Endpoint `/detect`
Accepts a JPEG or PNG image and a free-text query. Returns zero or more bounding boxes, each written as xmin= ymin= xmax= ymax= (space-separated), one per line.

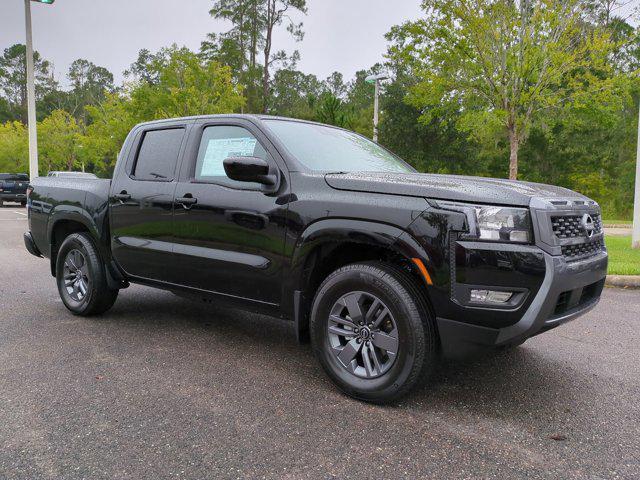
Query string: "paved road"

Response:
xmin=604 ymin=227 xmax=632 ymax=237
xmin=1 ymin=206 xmax=639 ymax=480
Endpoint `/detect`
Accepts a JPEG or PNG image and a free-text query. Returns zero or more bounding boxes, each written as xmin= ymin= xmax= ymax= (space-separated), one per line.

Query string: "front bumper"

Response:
xmin=437 ymin=247 xmax=607 ymax=357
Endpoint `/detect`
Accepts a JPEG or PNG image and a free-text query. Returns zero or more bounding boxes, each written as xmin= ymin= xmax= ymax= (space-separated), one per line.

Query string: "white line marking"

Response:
xmin=12 ymin=211 xmax=27 ymax=216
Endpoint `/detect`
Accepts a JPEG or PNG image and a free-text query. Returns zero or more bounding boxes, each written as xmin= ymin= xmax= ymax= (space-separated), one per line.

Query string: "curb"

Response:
xmin=605 ymin=275 xmax=640 ymax=289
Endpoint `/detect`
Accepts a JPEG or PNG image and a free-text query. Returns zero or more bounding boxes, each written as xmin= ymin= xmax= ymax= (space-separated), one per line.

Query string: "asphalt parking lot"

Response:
xmin=1 ymin=205 xmax=639 ymax=480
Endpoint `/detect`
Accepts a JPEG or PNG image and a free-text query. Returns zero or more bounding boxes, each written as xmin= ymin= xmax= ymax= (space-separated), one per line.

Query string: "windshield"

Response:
xmin=263 ymin=120 xmax=415 ymax=173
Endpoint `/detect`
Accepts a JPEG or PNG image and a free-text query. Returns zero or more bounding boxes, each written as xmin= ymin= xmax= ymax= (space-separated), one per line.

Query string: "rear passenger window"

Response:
xmin=133 ymin=128 xmax=185 ymax=181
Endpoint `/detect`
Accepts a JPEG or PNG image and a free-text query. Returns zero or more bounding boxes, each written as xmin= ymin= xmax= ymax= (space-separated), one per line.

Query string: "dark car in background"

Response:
xmin=0 ymin=173 xmax=29 ymax=207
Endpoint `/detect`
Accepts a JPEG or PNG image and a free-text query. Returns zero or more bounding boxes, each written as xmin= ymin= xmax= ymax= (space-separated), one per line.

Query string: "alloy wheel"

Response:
xmin=327 ymin=291 xmax=399 ymax=378
xmin=63 ymin=249 xmax=90 ymax=302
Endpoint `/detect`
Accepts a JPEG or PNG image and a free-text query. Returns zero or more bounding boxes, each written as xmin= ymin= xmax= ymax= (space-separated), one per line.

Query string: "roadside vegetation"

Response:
xmin=603 ymin=219 xmax=633 ymax=225
xmin=606 ymin=236 xmax=640 ymax=275
xmin=0 ymin=0 xmax=639 ymax=220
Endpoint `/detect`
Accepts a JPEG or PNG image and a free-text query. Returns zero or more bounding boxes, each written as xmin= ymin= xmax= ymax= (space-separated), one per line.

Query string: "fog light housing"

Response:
xmin=470 ymin=289 xmax=513 ymax=304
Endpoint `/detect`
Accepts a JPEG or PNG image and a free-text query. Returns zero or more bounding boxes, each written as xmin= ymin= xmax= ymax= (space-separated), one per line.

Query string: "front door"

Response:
xmin=170 ymin=120 xmax=289 ymax=307
xmin=109 ymin=125 xmax=187 ymax=281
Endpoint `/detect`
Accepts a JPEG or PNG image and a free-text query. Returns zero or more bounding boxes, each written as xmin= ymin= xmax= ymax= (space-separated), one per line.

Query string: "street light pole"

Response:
xmin=373 ymin=79 xmax=380 ymax=143
xmin=365 ymin=73 xmax=389 ymax=144
xmin=633 ymin=100 xmax=640 ymax=249
xmin=23 ymin=0 xmax=54 ymax=179
xmin=24 ymin=0 xmax=39 ymax=179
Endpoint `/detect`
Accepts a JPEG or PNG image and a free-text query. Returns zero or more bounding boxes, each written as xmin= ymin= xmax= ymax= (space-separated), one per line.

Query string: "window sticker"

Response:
xmin=200 ymin=137 xmax=257 ymax=177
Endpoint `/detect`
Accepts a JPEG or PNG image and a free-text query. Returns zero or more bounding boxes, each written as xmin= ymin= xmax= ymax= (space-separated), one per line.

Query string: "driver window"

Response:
xmin=194 ymin=125 xmax=268 ymax=186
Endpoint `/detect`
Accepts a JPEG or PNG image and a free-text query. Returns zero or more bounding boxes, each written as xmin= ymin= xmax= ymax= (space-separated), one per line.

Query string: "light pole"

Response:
xmin=365 ymin=74 xmax=389 ymax=143
xmin=633 ymin=100 xmax=640 ymax=249
xmin=24 ymin=0 xmax=55 ymax=180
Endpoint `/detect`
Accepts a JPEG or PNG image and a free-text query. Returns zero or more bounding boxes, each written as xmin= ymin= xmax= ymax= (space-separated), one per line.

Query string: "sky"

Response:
xmin=0 ymin=0 xmax=423 ymax=88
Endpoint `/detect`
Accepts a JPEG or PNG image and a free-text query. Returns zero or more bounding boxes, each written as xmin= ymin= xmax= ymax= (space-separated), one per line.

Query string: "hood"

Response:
xmin=324 ymin=172 xmax=588 ymax=207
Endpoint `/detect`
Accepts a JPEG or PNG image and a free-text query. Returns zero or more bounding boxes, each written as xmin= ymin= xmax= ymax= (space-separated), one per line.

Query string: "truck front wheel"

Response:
xmin=55 ymin=232 xmax=118 ymax=316
xmin=310 ymin=262 xmax=437 ymax=404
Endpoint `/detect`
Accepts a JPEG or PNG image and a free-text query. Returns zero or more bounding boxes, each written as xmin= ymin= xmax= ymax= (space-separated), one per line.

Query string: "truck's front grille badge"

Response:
xmin=551 ymin=214 xmax=602 ymax=239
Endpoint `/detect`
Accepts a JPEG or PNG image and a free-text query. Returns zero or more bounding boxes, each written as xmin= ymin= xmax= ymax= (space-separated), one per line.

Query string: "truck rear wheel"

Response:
xmin=56 ymin=232 xmax=118 ymax=316
xmin=310 ymin=262 xmax=437 ymax=404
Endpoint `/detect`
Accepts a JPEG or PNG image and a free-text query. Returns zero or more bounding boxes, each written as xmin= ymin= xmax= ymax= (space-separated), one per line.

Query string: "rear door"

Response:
xmin=170 ymin=118 xmax=290 ymax=306
xmin=109 ymin=122 xmax=190 ymax=281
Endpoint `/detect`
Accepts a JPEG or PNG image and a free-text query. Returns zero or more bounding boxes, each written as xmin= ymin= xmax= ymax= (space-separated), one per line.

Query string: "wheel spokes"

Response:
xmin=372 ymin=330 xmax=398 ymax=355
xmin=361 ymin=343 xmax=377 ymax=377
xmin=337 ymin=338 xmax=362 ymax=369
xmin=343 ymin=293 xmax=364 ymax=325
xmin=73 ymin=250 xmax=84 ymax=269
xmin=328 ymin=325 xmax=356 ymax=337
xmin=77 ymin=279 xmax=87 ymax=297
xmin=328 ymin=291 xmax=399 ymax=379
xmin=63 ymin=249 xmax=88 ymax=301
xmin=368 ymin=343 xmax=384 ymax=373
xmin=329 ymin=314 xmax=357 ymax=329
xmin=369 ymin=305 xmax=390 ymax=329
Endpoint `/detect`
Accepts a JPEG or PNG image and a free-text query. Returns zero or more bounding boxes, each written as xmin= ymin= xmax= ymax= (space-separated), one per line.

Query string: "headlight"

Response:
xmin=475 ymin=205 xmax=531 ymax=242
xmin=437 ymin=202 xmax=532 ymax=243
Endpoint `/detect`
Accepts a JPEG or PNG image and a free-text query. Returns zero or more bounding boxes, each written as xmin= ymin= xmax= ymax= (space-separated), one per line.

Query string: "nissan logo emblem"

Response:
xmin=581 ymin=214 xmax=595 ymax=238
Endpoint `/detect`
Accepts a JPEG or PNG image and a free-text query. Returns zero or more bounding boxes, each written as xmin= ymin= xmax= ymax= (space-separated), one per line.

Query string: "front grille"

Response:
xmin=551 ymin=214 xmax=602 ymax=239
xmin=561 ymin=239 xmax=605 ymax=261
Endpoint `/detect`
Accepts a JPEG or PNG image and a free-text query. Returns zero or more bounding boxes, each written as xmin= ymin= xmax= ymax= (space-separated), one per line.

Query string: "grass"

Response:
xmin=606 ymin=236 xmax=640 ymax=276
xmin=603 ymin=219 xmax=632 ymax=226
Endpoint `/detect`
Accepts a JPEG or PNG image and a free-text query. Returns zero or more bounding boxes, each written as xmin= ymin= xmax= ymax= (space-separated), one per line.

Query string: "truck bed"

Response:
xmin=28 ymin=176 xmax=112 ymax=259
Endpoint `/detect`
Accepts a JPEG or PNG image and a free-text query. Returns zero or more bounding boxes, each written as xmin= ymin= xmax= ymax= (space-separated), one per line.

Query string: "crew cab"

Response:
xmin=0 ymin=173 xmax=29 ymax=207
xmin=24 ymin=115 xmax=608 ymax=403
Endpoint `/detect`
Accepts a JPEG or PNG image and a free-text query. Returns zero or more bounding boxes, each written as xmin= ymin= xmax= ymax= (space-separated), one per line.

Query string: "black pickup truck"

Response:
xmin=24 ymin=115 xmax=608 ymax=403
xmin=0 ymin=173 xmax=29 ymax=206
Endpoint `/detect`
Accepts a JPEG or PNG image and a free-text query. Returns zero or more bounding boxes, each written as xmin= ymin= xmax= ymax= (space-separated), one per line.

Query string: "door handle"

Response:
xmin=114 ymin=192 xmax=131 ymax=202
xmin=175 ymin=196 xmax=197 ymax=209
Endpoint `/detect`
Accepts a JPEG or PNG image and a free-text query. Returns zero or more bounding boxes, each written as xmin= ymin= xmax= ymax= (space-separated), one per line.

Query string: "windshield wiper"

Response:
xmin=149 ymin=172 xmax=167 ymax=179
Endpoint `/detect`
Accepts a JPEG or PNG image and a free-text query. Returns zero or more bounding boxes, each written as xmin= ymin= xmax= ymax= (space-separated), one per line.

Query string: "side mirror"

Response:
xmin=223 ymin=156 xmax=277 ymax=186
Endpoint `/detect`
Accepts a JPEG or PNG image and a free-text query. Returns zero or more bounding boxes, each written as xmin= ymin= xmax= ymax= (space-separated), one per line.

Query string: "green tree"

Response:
xmin=0 ymin=44 xmax=56 ymax=123
xmin=38 ymin=110 xmax=83 ymax=174
xmin=315 ymin=92 xmax=353 ymax=128
xmin=0 ymin=97 xmax=12 ymax=123
xmin=66 ymin=59 xmax=114 ymax=123
xmin=84 ymin=93 xmax=136 ymax=177
xmin=0 ymin=121 xmax=28 ymax=173
xmin=269 ymin=68 xmax=322 ymax=118
xmin=128 ymin=47 xmax=245 ymax=119
xmin=387 ymin=0 xmax=618 ymax=179
xmin=208 ymin=0 xmax=307 ymax=112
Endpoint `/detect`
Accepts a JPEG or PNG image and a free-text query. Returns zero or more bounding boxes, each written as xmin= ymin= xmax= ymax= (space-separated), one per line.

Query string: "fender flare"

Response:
xmin=285 ymin=218 xmax=432 ymax=341
xmin=46 ymin=206 xmax=118 ymax=284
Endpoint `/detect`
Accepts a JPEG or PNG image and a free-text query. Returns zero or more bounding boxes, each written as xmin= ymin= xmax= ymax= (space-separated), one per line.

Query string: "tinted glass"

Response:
xmin=0 ymin=174 xmax=29 ymax=181
xmin=134 ymin=128 xmax=185 ymax=181
xmin=194 ymin=125 xmax=267 ymax=185
xmin=264 ymin=120 xmax=414 ymax=173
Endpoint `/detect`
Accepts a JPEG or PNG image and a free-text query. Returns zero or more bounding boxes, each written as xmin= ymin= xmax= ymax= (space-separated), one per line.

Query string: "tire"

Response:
xmin=56 ymin=232 xmax=118 ymax=316
xmin=21 ymin=201 xmax=27 ymax=207
xmin=310 ymin=261 xmax=438 ymax=404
